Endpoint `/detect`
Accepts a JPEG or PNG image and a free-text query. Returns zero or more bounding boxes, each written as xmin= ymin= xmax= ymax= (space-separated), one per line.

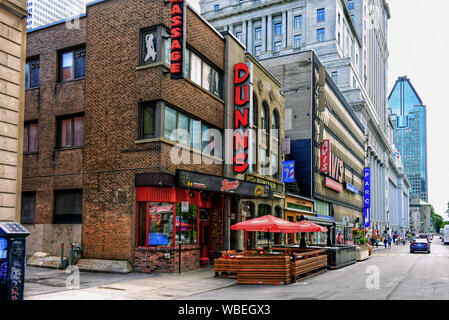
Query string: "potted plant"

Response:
xmin=353 ymin=228 xmax=370 ymax=261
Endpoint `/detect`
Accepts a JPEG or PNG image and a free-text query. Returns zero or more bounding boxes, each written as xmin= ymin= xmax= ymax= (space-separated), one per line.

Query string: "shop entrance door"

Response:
xmin=199 ymin=209 xmax=210 ymax=261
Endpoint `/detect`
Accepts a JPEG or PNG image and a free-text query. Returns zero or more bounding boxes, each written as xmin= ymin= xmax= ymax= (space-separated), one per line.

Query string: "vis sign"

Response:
xmin=320 ymin=140 xmax=330 ymax=173
xmin=233 ymin=63 xmax=252 ymax=173
xmin=170 ymin=0 xmax=185 ymax=79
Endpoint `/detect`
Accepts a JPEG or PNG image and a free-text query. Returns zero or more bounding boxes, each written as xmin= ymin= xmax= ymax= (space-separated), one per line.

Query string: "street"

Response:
xmin=24 ymin=238 xmax=449 ymax=300
xmin=183 ymin=238 xmax=449 ymax=300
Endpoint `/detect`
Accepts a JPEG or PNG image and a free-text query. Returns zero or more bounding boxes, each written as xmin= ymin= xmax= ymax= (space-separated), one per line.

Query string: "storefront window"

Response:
xmin=175 ymin=204 xmax=198 ymax=245
xmin=148 ymin=202 xmax=173 ymax=246
xmin=257 ymin=204 xmax=272 ymax=241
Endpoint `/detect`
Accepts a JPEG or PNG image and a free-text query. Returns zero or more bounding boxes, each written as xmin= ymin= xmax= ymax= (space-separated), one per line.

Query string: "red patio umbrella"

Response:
xmin=296 ymin=220 xmax=328 ymax=233
xmin=231 ymin=215 xmax=301 ymax=233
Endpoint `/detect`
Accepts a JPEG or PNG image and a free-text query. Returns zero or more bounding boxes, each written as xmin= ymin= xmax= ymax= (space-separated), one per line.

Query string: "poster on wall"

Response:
xmin=282 ymin=160 xmax=295 ymax=183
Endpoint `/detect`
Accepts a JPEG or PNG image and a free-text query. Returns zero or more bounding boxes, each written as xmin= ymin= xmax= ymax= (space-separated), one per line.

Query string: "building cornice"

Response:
xmin=0 ymin=0 xmax=28 ymax=18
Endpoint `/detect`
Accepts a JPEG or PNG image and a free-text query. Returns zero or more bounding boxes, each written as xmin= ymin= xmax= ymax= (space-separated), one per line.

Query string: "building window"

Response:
xmin=140 ymin=26 xmax=171 ymax=66
xmin=294 ymin=34 xmax=302 ymax=48
xmin=332 ymin=71 xmax=338 ymax=83
xmin=273 ymin=41 xmax=282 ymax=52
xmin=274 ymin=23 xmax=282 ymax=36
xmin=255 ymin=27 xmax=262 ymax=40
xmin=25 ymin=58 xmax=40 ymax=89
xmin=164 ymin=104 xmax=217 ymax=156
xmin=139 ymin=103 xmax=156 ymax=139
xmin=254 ymin=45 xmax=261 ymax=56
xmin=317 ymin=8 xmax=325 ymax=22
xmin=21 ymin=192 xmax=36 ymax=224
xmin=294 ymin=15 xmax=302 ymax=29
xmin=236 ymin=31 xmax=242 ymax=42
xmin=23 ymin=122 xmax=38 ymax=153
xmin=317 ymin=28 xmax=325 ymax=42
xmin=348 ymin=0 xmax=354 ymax=10
xmin=54 ymin=190 xmax=82 ymax=224
xmin=351 ymin=14 xmax=354 ymax=22
xmin=59 ymin=47 xmax=85 ymax=82
xmin=57 ymin=115 xmax=84 ymax=148
xmin=184 ymin=48 xmax=222 ymax=98
xmin=136 ymin=202 xmax=198 ymax=247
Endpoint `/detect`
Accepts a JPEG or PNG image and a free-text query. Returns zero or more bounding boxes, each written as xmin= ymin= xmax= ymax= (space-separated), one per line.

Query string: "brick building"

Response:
xmin=21 ymin=0 xmax=284 ymax=273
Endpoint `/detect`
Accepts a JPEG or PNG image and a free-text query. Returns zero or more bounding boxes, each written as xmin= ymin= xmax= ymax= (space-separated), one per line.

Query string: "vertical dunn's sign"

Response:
xmin=233 ymin=63 xmax=252 ymax=173
xmin=170 ymin=0 xmax=186 ymax=80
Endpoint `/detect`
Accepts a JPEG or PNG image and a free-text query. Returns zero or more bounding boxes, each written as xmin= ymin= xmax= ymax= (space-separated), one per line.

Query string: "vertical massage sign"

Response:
xmin=170 ymin=0 xmax=186 ymax=80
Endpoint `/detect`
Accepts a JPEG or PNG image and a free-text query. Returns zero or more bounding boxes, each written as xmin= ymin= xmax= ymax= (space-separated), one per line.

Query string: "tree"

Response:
xmin=431 ymin=206 xmax=446 ymax=232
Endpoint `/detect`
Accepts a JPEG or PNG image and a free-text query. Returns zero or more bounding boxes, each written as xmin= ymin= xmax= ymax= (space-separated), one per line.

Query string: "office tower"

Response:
xmin=26 ymin=0 xmax=85 ymax=30
xmin=388 ymin=76 xmax=428 ymax=202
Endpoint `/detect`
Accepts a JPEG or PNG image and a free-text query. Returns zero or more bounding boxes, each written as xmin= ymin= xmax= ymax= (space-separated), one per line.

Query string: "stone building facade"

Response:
xmin=200 ymin=0 xmax=396 ymax=235
xmin=0 ymin=0 xmax=28 ymax=222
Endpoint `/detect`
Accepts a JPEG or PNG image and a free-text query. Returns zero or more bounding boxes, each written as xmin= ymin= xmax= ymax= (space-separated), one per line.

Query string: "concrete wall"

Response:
xmin=23 ymin=224 xmax=81 ymax=256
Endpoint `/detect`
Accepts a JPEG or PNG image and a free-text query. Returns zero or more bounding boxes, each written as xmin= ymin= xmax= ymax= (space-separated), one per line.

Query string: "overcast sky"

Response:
xmin=388 ymin=0 xmax=449 ymax=219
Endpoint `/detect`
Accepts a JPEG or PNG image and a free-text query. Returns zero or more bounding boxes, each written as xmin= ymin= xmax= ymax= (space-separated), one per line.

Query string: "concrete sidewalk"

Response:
xmin=26 ymin=267 xmax=236 ymax=300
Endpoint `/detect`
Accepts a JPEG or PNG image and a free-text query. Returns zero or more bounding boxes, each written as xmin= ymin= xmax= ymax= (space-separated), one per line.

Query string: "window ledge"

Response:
xmin=55 ymin=146 xmax=84 ymax=151
xmin=56 ymin=77 xmax=86 ymax=85
xmin=24 ymin=151 xmax=38 ymax=155
xmin=25 ymin=87 xmax=40 ymax=91
xmin=136 ymin=62 xmax=170 ymax=71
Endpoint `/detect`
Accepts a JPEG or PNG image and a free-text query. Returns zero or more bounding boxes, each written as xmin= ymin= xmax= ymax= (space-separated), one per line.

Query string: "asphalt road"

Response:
xmin=182 ymin=237 xmax=449 ymax=300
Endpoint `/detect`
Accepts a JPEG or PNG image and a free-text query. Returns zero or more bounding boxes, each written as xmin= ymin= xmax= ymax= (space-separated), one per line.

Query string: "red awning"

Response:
xmin=296 ymin=220 xmax=328 ymax=233
xmin=231 ymin=215 xmax=300 ymax=233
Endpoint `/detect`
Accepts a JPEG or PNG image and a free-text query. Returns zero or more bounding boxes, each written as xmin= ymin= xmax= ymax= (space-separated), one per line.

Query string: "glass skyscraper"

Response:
xmin=26 ymin=0 xmax=86 ymax=30
xmin=388 ymin=76 xmax=428 ymax=201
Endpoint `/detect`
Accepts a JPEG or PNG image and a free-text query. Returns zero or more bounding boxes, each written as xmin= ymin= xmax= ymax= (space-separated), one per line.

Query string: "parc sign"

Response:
xmin=170 ymin=0 xmax=186 ymax=80
xmin=233 ymin=63 xmax=252 ymax=173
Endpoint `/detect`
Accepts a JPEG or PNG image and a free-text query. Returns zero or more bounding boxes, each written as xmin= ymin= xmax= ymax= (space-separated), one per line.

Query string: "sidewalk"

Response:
xmin=26 ymin=267 xmax=236 ymax=300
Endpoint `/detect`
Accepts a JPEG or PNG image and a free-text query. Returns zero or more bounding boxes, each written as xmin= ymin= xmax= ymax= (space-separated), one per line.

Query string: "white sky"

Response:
xmin=388 ymin=0 xmax=449 ymax=219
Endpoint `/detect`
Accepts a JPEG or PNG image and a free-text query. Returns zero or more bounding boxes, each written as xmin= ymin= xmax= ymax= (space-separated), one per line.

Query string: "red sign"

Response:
xmin=325 ymin=177 xmax=343 ymax=193
xmin=220 ymin=179 xmax=240 ymax=192
xmin=320 ymin=140 xmax=330 ymax=173
xmin=170 ymin=0 xmax=185 ymax=79
xmin=233 ymin=63 xmax=252 ymax=173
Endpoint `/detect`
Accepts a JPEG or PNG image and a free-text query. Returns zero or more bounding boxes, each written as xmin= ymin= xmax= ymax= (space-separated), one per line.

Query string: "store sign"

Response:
xmin=325 ymin=177 xmax=343 ymax=193
xmin=320 ymin=140 xmax=344 ymax=193
xmin=320 ymin=140 xmax=330 ymax=173
xmin=246 ymin=173 xmax=283 ymax=193
xmin=364 ymin=168 xmax=370 ymax=208
xmin=177 ymin=170 xmax=271 ymax=198
xmin=345 ymin=182 xmax=359 ymax=194
xmin=282 ymin=161 xmax=295 ymax=183
xmin=364 ymin=167 xmax=370 ymax=228
xmin=233 ymin=62 xmax=252 ymax=173
xmin=150 ymin=204 xmax=173 ymax=214
xmin=170 ymin=0 xmax=186 ymax=79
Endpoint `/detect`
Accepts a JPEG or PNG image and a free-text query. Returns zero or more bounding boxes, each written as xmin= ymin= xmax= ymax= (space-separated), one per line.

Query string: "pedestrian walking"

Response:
xmin=393 ymin=234 xmax=396 ymax=245
xmin=384 ymin=237 xmax=387 ymax=248
xmin=376 ymin=238 xmax=379 ymax=248
xmin=388 ymin=236 xmax=392 ymax=249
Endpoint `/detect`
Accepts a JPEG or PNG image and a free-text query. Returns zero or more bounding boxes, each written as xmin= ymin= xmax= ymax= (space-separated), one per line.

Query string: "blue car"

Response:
xmin=410 ymin=238 xmax=430 ymax=254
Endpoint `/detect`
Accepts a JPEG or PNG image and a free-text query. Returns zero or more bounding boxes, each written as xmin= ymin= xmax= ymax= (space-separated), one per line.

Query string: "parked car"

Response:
xmin=410 ymin=238 xmax=431 ymax=254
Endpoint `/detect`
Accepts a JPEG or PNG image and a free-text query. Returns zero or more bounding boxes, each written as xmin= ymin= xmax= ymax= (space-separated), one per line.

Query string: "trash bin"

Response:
xmin=0 ymin=222 xmax=30 ymax=300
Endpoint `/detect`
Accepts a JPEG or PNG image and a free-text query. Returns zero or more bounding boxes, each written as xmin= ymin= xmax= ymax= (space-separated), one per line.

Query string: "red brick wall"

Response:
xmin=23 ymin=18 xmax=87 ymax=225
xmin=83 ymin=0 xmax=226 ymax=263
xmin=135 ymin=246 xmax=200 ymax=273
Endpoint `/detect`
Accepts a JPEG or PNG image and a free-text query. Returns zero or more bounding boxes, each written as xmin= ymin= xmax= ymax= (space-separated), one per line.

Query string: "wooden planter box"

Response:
xmin=237 ymin=256 xmax=291 ymax=285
